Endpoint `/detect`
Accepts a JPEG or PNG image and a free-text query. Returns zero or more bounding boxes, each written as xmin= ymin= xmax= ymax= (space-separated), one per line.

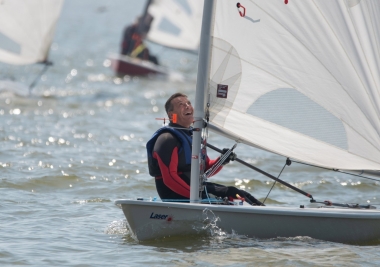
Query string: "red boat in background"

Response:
xmin=109 ymin=0 xmax=203 ymax=77
xmin=108 ymin=53 xmax=168 ymax=77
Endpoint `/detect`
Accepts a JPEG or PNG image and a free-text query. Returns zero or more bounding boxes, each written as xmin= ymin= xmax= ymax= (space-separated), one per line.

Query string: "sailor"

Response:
xmin=146 ymin=92 xmax=264 ymax=205
xmin=120 ymin=15 xmax=159 ymax=65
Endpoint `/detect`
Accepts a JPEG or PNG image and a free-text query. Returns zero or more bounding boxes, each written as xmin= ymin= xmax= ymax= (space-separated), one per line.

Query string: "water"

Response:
xmin=1 ymin=0 xmax=380 ymax=266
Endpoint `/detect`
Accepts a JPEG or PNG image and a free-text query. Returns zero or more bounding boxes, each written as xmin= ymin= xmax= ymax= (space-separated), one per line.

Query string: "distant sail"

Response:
xmin=0 ymin=0 xmax=64 ymax=65
xmin=146 ymin=0 xmax=203 ymax=52
xmin=208 ymin=1 xmax=380 ymax=170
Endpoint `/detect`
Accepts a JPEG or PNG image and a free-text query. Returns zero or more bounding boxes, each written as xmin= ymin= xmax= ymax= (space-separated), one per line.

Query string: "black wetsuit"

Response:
xmin=147 ymin=123 xmax=263 ymax=205
xmin=120 ymin=24 xmax=159 ymax=65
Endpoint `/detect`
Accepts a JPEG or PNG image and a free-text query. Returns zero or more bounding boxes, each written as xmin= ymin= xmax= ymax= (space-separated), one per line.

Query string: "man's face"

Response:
xmin=169 ymin=96 xmax=194 ymax=127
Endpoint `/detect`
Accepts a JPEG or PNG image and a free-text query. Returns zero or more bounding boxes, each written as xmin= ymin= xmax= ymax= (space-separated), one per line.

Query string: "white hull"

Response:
xmin=115 ymin=199 xmax=380 ymax=244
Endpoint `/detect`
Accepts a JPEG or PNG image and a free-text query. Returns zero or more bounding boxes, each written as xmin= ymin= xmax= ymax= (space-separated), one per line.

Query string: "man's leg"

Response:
xmin=205 ymin=182 xmax=264 ymax=206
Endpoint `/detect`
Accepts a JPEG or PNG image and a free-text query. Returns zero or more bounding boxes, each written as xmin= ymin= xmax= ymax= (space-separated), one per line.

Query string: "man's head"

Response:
xmin=165 ymin=93 xmax=194 ymax=128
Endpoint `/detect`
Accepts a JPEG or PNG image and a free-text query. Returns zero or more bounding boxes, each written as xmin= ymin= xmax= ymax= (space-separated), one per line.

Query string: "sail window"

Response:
xmin=0 ymin=32 xmax=21 ymax=54
xmin=247 ymin=88 xmax=348 ymax=150
xmin=157 ymin=17 xmax=181 ymax=36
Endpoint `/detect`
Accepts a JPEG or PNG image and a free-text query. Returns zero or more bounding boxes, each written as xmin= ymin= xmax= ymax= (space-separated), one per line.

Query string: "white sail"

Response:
xmin=0 ymin=0 xmax=64 ymax=65
xmin=208 ymin=0 xmax=380 ymax=170
xmin=146 ymin=0 xmax=203 ymax=52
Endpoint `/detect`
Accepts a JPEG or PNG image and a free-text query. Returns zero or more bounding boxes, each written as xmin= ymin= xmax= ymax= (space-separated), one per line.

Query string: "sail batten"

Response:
xmin=208 ymin=0 xmax=380 ymax=170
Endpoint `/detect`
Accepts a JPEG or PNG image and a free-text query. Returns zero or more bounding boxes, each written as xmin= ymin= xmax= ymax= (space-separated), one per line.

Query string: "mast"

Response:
xmin=137 ymin=0 xmax=153 ymax=34
xmin=190 ymin=0 xmax=215 ymax=203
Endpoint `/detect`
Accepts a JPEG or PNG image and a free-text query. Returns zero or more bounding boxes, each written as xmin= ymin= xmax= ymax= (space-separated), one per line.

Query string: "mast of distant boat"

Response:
xmin=138 ymin=0 xmax=153 ymax=34
xmin=28 ymin=61 xmax=53 ymax=93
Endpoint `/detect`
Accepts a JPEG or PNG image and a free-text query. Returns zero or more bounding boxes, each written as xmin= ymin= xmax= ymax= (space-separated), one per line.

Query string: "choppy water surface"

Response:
xmin=1 ymin=1 xmax=380 ymax=266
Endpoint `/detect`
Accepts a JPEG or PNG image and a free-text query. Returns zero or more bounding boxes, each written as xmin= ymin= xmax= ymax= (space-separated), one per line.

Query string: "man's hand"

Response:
xmin=221 ymin=148 xmax=237 ymax=165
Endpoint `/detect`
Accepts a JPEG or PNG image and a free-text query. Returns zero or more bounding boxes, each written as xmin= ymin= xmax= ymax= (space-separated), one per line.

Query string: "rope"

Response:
xmin=29 ymin=61 xmax=52 ymax=93
xmin=262 ymin=159 xmax=288 ymax=204
xmin=198 ymin=95 xmax=211 ymax=198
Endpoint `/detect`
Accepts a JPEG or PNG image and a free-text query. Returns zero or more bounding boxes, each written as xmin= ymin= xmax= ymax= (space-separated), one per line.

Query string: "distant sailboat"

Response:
xmin=108 ymin=0 xmax=203 ymax=77
xmin=146 ymin=0 xmax=203 ymax=52
xmin=0 ymin=0 xmax=64 ymax=94
xmin=115 ymin=0 xmax=380 ymax=244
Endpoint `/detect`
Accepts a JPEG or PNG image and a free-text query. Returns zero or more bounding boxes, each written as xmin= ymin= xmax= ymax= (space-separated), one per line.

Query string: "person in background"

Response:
xmin=146 ymin=92 xmax=264 ymax=206
xmin=120 ymin=14 xmax=159 ymax=65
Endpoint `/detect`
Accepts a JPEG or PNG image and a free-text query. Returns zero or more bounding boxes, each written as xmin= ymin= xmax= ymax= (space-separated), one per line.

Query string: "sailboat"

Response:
xmin=0 ymin=0 xmax=64 ymax=94
xmin=108 ymin=0 xmax=203 ymax=77
xmin=115 ymin=0 xmax=380 ymax=244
